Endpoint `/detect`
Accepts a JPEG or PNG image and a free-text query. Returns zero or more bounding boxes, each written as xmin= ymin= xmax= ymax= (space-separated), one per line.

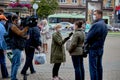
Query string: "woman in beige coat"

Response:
xmin=50 ymin=24 xmax=73 ymax=80
xmin=68 ymin=20 xmax=85 ymax=80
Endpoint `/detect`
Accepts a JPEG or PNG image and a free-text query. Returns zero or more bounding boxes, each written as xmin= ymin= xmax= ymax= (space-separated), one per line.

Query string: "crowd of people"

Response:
xmin=0 ymin=7 xmax=108 ymax=80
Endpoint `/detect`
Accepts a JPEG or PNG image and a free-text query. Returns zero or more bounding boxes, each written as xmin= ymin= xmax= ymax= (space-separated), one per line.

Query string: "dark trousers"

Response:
xmin=89 ymin=49 xmax=103 ymax=80
xmin=21 ymin=47 xmax=35 ymax=74
xmin=71 ymin=55 xmax=84 ymax=80
xmin=52 ymin=63 xmax=61 ymax=77
xmin=0 ymin=49 xmax=9 ymax=78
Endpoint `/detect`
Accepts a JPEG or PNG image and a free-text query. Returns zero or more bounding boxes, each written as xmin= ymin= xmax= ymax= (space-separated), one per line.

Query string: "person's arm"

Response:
xmin=68 ymin=33 xmax=78 ymax=53
xmin=53 ymin=32 xmax=73 ymax=45
xmin=53 ymin=33 xmax=63 ymax=46
xmin=11 ymin=25 xmax=29 ymax=37
xmin=85 ymin=24 xmax=98 ymax=44
xmin=33 ymin=27 xmax=42 ymax=47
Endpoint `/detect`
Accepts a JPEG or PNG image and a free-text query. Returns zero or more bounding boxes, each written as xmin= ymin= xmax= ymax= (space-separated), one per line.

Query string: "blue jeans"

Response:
xmin=89 ymin=49 xmax=103 ymax=80
xmin=11 ymin=49 xmax=22 ymax=80
xmin=0 ymin=49 xmax=9 ymax=78
xmin=71 ymin=55 xmax=84 ymax=80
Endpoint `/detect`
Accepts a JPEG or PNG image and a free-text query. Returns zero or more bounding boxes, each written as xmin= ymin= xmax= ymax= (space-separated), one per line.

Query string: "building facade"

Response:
xmin=0 ymin=0 xmax=118 ymax=24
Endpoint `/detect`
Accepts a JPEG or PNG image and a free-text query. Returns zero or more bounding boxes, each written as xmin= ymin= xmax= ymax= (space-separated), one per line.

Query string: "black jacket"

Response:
xmin=26 ymin=26 xmax=42 ymax=48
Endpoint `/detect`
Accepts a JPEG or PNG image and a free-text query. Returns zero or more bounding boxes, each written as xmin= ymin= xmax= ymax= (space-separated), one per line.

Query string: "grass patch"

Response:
xmin=108 ymin=32 xmax=120 ymax=35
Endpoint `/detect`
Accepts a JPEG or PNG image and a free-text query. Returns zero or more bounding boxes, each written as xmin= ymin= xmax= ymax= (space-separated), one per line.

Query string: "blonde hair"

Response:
xmin=54 ymin=24 xmax=62 ymax=30
xmin=42 ymin=19 xmax=48 ymax=25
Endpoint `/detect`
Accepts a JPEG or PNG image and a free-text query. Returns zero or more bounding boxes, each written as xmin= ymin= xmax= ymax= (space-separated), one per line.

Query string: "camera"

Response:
xmin=21 ymin=15 xmax=38 ymax=27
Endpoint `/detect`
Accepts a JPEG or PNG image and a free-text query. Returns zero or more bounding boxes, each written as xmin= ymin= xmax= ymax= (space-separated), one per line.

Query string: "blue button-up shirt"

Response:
xmin=0 ymin=21 xmax=7 ymax=50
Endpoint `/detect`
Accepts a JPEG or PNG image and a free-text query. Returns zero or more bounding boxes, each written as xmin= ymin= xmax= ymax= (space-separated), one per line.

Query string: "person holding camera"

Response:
xmin=10 ymin=15 xmax=29 ymax=80
xmin=68 ymin=20 xmax=85 ymax=80
xmin=50 ymin=24 xmax=73 ymax=80
xmin=21 ymin=15 xmax=42 ymax=76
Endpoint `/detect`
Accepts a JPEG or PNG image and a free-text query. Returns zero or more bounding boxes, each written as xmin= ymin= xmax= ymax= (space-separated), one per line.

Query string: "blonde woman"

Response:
xmin=41 ymin=20 xmax=49 ymax=53
xmin=50 ymin=24 xmax=73 ymax=80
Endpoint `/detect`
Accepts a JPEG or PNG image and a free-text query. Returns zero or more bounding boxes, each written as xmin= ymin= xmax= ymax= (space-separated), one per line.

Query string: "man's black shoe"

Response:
xmin=31 ymin=71 xmax=36 ymax=74
xmin=21 ymin=72 xmax=29 ymax=76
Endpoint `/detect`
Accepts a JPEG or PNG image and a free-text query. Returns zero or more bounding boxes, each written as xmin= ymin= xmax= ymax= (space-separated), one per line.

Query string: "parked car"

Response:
xmin=107 ymin=25 xmax=114 ymax=31
xmin=107 ymin=25 xmax=120 ymax=32
xmin=59 ymin=22 xmax=74 ymax=30
xmin=114 ymin=27 xmax=120 ymax=32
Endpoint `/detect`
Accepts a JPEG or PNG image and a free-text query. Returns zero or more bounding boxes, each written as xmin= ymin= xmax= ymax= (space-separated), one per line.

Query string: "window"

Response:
xmin=82 ymin=0 xmax=86 ymax=4
xmin=58 ymin=0 xmax=66 ymax=3
xmin=72 ymin=0 xmax=77 ymax=3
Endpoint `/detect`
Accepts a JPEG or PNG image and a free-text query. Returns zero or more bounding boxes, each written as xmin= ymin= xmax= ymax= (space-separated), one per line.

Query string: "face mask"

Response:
xmin=93 ymin=15 xmax=96 ymax=21
xmin=17 ymin=19 xmax=21 ymax=26
xmin=58 ymin=28 xmax=62 ymax=32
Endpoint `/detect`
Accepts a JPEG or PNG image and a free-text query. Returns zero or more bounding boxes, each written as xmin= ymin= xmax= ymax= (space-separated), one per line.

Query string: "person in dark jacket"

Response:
xmin=21 ymin=16 xmax=42 ymax=75
xmin=85 ymin=10 xmax=108 ymax=80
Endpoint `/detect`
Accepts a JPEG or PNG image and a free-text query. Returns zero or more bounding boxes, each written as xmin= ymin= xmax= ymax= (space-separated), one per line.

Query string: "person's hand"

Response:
xmin=64 ymin=37 xmax=70 ymax=41
xmin=68 ymin=32 xmax=73 ymax=38
xmin=37 ymin=46 xmax=41 ymax=52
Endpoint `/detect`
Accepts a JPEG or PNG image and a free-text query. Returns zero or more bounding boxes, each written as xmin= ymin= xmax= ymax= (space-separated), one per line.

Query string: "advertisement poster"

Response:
xmin=86 ymin=1 xmax=102 ymax=23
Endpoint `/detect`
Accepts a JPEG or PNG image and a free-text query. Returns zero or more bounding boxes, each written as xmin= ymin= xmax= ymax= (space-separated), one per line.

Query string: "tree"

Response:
xmin=35 ymin=0 xmax=59 ymax=18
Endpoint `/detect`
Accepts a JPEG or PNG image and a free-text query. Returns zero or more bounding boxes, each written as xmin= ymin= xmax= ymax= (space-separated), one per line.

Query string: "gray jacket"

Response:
xmin=68 ymin=28 xmax=85 ymax=56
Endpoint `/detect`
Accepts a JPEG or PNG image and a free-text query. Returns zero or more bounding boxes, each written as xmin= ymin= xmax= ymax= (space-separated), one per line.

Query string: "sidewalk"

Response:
xmin=1 ymin=36 xmax=120 ymax=80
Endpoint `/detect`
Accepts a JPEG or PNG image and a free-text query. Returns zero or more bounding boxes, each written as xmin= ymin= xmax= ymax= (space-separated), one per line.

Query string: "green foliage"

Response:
xmin=33 ymin=0 xmax=58 ymax=18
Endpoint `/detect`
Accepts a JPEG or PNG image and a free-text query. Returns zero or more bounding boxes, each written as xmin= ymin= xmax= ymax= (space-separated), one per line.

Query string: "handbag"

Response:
xmin=34 ymin=52 xmax=46 ymax=65
xmin=66 ymin=40 xmax=71 ymax=51
xmin=46 ymin=32 xmax=51 ymax=39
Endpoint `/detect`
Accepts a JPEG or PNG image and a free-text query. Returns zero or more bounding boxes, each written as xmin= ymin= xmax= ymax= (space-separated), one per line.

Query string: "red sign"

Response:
xmin=115 ymin=6 xmax=120 ymax=11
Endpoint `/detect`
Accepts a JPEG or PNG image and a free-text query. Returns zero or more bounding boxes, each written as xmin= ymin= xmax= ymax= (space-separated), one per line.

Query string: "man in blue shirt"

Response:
xmin=0 ymin=15 xmax=9 ymax=79
xmin=85 ymin=10 xmax=108 ymax=80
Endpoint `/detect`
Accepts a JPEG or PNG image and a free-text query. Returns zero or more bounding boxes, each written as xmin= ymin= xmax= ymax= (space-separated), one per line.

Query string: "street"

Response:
xmin=1 ymin=34 xmax=120 ymax=80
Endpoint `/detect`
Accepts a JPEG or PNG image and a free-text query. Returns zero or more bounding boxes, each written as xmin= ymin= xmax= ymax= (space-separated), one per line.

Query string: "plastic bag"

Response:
xmin=34 ymin=52 xmax=46 ymax=65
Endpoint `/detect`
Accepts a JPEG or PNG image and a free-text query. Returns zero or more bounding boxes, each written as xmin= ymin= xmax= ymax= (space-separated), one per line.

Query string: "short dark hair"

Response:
xmin=0 ymin=8 xmax=4 ymax=15
xmin=12 ymin=15 xmax=18 ymax=21
xmin=74 ymin=20 xmax=83 ymax=28
xmin=94 ymin=10 xmax=103 ymax=16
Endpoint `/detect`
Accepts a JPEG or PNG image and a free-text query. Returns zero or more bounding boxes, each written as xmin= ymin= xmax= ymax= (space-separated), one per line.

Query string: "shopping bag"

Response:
xmin=34 ymin=52 xmax=46 ymax=65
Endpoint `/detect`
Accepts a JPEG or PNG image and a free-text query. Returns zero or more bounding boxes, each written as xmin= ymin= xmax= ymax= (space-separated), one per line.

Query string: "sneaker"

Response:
xmin=52 ymin=77 xmax=59 ymax=80
xmin=58 ymin=77 xmax=63 ymax=80
xmin=21 ymin=72 xmax=29 ymax=76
